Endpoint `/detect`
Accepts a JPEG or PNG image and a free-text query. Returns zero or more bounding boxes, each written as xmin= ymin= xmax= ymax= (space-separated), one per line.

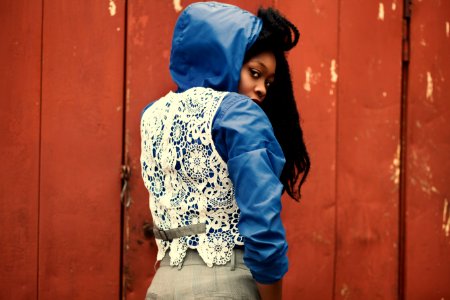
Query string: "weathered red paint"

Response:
xmin=334 ymin=1 xmax=403 ymax=298
xmin=2 ymin=0 xmax=449 ymax=299
xmin=38 ymin=1 xmax=124 ymax=298
xmin=405 ymin=0 xmax=450 ymax=298
xmin=276 ymin=0 xmax=338 ymax=298
xmin=123 ymin=1 xmax=177 ymax=298
xmin=0 ymin=0 xmax=42 ymax=299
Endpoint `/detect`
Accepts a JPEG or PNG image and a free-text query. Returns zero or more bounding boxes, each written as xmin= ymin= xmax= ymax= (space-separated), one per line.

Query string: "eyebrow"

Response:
xmin=251 ymin=60 xmax=268 ymax=71
xmin=250 ymin=60 xmax=275 ymax=77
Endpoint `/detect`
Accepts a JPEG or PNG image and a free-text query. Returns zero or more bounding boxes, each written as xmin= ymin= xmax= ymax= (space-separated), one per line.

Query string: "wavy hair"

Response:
xmin=244 ymin=7 xmax=310 ymax=201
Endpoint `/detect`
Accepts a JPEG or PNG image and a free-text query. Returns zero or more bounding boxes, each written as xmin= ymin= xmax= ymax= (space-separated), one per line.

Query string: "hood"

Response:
xmin=170 ymin=2 xmax=262 ymax=92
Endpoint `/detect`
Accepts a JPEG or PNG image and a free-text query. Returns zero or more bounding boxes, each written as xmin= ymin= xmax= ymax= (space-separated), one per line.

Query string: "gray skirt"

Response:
xmin=145 ymin=249 xmax=260 ymax=300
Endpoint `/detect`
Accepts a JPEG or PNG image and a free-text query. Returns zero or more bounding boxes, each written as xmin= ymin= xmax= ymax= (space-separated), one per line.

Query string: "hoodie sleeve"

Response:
xmin=212 ymin=92 xmax=288 ymax=284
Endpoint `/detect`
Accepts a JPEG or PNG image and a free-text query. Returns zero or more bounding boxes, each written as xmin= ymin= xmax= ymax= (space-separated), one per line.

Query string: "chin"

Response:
xmin=252 ymin=99 xmax=263 ymax=105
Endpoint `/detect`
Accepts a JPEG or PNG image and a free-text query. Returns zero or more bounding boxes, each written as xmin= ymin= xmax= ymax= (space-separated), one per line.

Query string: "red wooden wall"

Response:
xmin=1 ymin=0 xmax=125 ymax=299
xmin=0 ymin=1 xmax=42 ymax=298
xmin=405 ymin=0 xmax=450 ymax=298
xmin=1 ymin=0 xmax=449 ymax=299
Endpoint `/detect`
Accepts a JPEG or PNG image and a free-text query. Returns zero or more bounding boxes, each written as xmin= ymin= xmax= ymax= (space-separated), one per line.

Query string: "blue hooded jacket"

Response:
xmin=170 ymin=2 xmax=261 ymax=92
xmin=142 ymin=2 xmax=289 ymax=284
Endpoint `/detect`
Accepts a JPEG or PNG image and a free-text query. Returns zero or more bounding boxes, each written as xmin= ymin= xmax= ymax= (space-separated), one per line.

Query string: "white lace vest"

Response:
xmin=140 ymin=87 xmax=244 ymax=267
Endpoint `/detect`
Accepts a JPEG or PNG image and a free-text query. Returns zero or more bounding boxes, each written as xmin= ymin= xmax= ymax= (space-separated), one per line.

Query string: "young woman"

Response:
xmin=140 ymin=2 xmax=310 ymax=299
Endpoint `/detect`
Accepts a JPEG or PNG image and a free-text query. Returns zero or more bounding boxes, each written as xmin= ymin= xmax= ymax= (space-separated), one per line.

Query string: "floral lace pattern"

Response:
xmin=141 ymin=87 xmax=244 ymax=267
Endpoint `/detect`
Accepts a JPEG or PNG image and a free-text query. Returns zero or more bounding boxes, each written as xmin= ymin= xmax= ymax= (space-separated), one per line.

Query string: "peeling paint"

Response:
xmin=426 ymin=71 xmax=433 ymax=101
xmin=132 ymin=16 xmax=150 ymax=46
xmin=412 ymin=150 xmax=439 ymax=195
xmin=330 ymin=59 xmax=338 ymax=83
xmin=341 ymin=284 xmax=350 ymax=299
xmin=392 ymin=1 xmax=397 ymax=11
xmin=329 ymin=59 xmax=337 ymax=95
xmin=382 ymin=91 xmax=387 ymax=97
xmin=173 ymin=0 xmax=183 ymax=13
xmin=390 ymin=144 xmax=400 ymax=185
xmin=446 ymin=21 xmax=449 ymax=38
xmin=108 ymin=0 xmax=116 ymax=16
xmin=327 ymin=100 xmax=335 ymax=113
xmin=444 ymin=199 xmax=448 ymax=224
xmin=116 ymin=27 xmax=121 ymax=32
xmin=378 ymin=3 xmax=385 ymax=21
xmin=304 ymin=67 xmax=312 ymax=92
xmin=443 ymin=199 xmax=450 ymax=237
xmin=126 ymin=88 xmax=131 ymax=112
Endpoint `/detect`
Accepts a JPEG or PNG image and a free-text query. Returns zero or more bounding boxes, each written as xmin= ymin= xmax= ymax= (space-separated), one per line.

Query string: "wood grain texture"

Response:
xmin=335 ymin=0 xmax=402 ymax=298
xmin=39 ymin=1 xmax=125 ymax=298
xmin=276 ymin=0 xmax=338 ymax=298
xmin=0 ymin=0 xmax=42 ymax=298
xmin=405 ymin=0 xmax=450 ymax=298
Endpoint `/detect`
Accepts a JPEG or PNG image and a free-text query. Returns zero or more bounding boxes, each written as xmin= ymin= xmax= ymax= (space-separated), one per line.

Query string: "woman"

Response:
xmin=141 ymin=2 xmax=310 ymax=299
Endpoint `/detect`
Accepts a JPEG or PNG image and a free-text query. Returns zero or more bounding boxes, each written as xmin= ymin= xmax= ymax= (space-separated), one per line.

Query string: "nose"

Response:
xmin=254 ymin=82 xmax=266 ymax=101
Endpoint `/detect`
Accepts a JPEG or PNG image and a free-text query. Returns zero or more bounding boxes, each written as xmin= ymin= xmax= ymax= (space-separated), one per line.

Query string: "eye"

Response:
xmin=250 ymin=68 xmax=261 ymax=78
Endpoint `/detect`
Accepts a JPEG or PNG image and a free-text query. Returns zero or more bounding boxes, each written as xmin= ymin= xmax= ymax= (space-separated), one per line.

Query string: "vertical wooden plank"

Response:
xmin=335 ymin=1 xmax=403 ymax=298
xmin=39 ymin=1 xmax=125 ymax=298
xmin=124 ymin=1 xmax=273 ymax=299
xmin=0 ymin=0 xmax=42 ymax=298
xmin=405 ymin=0 xmax=450 ymax=298
xmin=124 ymin=1 xmax=176 ymax=298
xmin=276 ymin=0 xmax=338 ymax=298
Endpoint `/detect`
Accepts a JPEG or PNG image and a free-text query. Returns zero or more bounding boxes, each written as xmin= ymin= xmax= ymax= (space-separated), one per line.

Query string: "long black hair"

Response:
xmin=244 ymin=7 xmax=310 ymax=201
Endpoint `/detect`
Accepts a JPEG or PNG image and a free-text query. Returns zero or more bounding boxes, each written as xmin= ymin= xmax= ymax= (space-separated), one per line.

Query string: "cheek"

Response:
xmin=238 ymin=72 xmax=251 ymax=96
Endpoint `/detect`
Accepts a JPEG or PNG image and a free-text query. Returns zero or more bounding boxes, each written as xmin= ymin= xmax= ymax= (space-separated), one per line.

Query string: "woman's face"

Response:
xmin=238 ymin=51 xmax=276 ymax=104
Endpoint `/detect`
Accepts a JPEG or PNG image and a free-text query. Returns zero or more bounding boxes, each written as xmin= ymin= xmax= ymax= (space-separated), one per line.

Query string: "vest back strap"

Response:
xmin=153 ymin=223 xmax=207 ymax=241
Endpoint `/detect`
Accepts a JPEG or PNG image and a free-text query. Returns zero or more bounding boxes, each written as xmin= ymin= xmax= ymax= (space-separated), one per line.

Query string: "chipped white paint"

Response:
xmin=412 ymin=151 xmax=438 ymax=195
xmin=443 ymin=199 xmax=450 ymax=237
xmin=444 ymin=199 xmax=448 ymax=225
xmin=329 ymin=59 xmax=337 ymax=95
xmin=378 ymin=3 xmax=385 ymax=21
xmin=426 ymin=72 xmax=433 ymax=101
xmin=327 ymin=100 xmax=335 ymax=113
xmin=392 ymin=1 xmax=397 ymax=11
xmin=117 ymin=27 xmax=121 ymax=32
xmin=109 ymin=0 xmax=117 ymax=16
xmin=304 ymin=67 xmax=312 ymax=92
xmin=330 ymin=59 xmax=338 ymax=83
xmin=173 ymin=0 xmax=183 ymax=12
xmin=390 ymin=144 xmax=400 ymax=185
xmin=341 ymin=284 xmax=350 ymax=298
xmin=446 ymin=21 xmax=450 ymax=38
xmin=382 ymin=91 xmax=387 ymax=97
